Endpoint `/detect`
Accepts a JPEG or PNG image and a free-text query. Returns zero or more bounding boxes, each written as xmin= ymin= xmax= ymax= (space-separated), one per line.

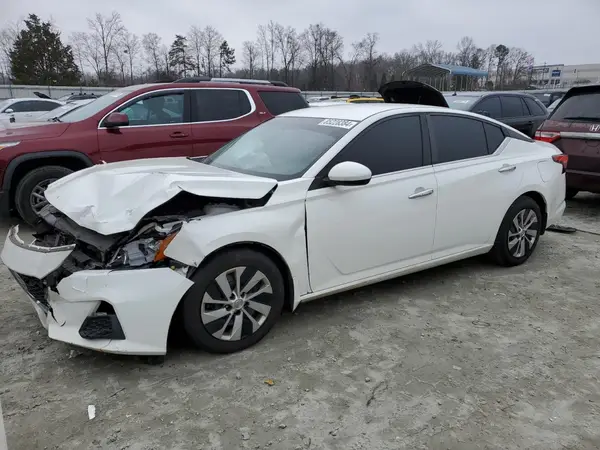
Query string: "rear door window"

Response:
xmin=500 ymin=96 xmax=525 ymax=118
xmin=258 ymin=91 xmax=309 ymax=115
xmin=473 ymin=96 xmax=501 ymax=118
xmin=429 ymin=115 xmax=488 ymax=164
xmin=192 ymin=89 xmax=251 ymax=122
xmin=550 ymin=92 xmax=600 ymax=121
xmin=524 ymin=97 xmax=546 ymax=116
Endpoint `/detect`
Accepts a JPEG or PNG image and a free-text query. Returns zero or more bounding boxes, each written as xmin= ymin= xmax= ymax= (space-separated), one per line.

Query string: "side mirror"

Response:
xmin=326 ymin=161 xmax=372 ymax=187
xmin=4 ymin=108 xmax=14 ymax=114
xmin=477 ymin=110 xmax=490 ymax=117
xmin=104 ymin=112 xmax=129 ymax=128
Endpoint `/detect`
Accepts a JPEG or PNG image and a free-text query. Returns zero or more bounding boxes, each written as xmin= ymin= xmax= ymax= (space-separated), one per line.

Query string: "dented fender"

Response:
xmin=164 ymin=184 xmax=311 ymax=310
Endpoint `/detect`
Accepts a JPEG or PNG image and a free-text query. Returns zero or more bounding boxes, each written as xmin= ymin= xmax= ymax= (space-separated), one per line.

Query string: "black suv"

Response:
xmin=445 ymin=91 xmax=548 ymax=137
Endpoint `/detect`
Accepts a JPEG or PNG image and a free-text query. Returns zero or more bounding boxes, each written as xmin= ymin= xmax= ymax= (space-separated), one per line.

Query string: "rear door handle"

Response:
xmin=498 ymin=164 xmax=516 ymax=173
xmin=408 ymin=188 xmax=434 ymax=199
xmin=170 ymin=131 xmax=188 ymax=138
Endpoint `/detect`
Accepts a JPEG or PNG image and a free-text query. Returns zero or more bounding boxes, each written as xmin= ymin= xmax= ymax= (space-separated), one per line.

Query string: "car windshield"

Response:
xmin=445 ymin=96 xmax=478 ymax=110
xmin=0 ymin=99 xmax=11 ymax=112
xmin=202 ymin=116 xmax=354 ymax=181
xmin=58 ymin=88 xmax=133 ymax=122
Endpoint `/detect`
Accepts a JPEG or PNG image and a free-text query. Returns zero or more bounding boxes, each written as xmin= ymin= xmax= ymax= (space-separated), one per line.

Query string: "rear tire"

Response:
xmin=489 ymin=196 xmax=542 ymax=267
xmin=14 ymin=166 xmax=73 ymax=226
xmin=182 ymin=249 xmax=285 ymax=354
xmin=565 ymin=188 xmax=579 ymax=200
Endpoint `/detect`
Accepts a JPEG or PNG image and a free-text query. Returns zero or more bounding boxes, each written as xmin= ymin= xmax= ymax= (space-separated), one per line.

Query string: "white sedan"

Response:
xmin=1 ymin=100 xmax=567 ymax=356
xmin=0 ymin=97 xmax=64 ymax=124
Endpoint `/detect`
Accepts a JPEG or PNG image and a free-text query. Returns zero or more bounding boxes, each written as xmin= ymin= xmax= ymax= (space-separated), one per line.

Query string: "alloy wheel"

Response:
xmin=201 ymin=266 xmax=273 ymax=341
xmin=30 ymin=178 xmax=57 ymax=214
xmin=507 ymin=208 xmax=539 ymax=258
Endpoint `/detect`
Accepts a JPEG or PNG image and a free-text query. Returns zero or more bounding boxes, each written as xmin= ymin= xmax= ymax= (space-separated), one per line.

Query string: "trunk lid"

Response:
xmin=378 ymin=80 xmax=449 ymax=107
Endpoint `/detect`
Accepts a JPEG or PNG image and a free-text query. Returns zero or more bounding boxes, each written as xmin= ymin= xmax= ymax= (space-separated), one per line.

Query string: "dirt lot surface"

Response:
xmin=1 ymin=196 xmax=600 ymax=450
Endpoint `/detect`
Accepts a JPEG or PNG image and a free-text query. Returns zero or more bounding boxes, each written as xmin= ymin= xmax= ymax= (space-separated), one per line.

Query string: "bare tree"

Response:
xmin=456 ymin=36 xmax=476 ymax=67
xmin=241 ymin=40 xmax=260 ymax=78
xmin=277 ymin=26 xmax=302 ymax=84
xmin=142 ymin=32 xmax=162 ymax=79
xmin=86 ymin=12 xmax=124 ymax=82
xmin=122 ymin=32 xmax=140 ymax=84
xmin=200 ymin=26 xmax=222 ymax=77
xmin=257 ymin=21 xmax=279 ymax=77
xmin=73 ymin=32 xmax=103 ymax=82
xmin=508 ymin=47 xmax=531 ymax=84
xmin=358 ymin=32 xmax=379 ymax=90
xmin=339 ymin=41 xmax=363 ymax=90
xmin=0 ymin=21 xmax=21 ymax=82
xmin=188 ymin=26 xmax=205 ymax=75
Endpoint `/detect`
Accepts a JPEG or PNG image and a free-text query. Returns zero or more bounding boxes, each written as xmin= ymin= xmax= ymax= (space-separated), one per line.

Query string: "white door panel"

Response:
xmin=306 ymin=167 xmax=438 ymax=292
xmin=432 ymin=156 xmax=523 ymax=256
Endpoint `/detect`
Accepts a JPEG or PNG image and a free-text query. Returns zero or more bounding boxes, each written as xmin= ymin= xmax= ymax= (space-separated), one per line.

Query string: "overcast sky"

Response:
xmin=3 ymin=0 xmax=599 ymax=66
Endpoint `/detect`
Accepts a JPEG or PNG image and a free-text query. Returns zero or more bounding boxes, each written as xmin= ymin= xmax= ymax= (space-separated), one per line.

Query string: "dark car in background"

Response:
xmin=535 ymin=84 xmax=600 ymax=199
xmin=528 ymin=89 xmax=568 ymax=107
xmin=445 ymin=91 xmax=548 ymax=137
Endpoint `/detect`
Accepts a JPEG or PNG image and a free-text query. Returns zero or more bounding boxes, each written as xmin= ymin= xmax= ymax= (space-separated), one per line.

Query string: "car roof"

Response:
xmin=126 ymin=82 xmax=301 ymax=95
xmin=444 ymin=91 xmax=537 ymax=98
xmin=284 ymin=103 xmax=450 ymax=121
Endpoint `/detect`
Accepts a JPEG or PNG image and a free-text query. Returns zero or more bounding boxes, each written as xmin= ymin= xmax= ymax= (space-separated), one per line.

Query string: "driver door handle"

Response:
xmin=498 ymin=164 xmax=516 ymax=173
xmin=170 ymin=131 xmax=188 ymax=138
xmin=408 ymin=188 xmax=434 ymax=199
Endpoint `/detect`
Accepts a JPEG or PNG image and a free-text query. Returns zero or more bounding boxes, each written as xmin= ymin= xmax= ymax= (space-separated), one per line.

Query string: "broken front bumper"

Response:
xmin=1 ymin=225 xmax=194 ymax=355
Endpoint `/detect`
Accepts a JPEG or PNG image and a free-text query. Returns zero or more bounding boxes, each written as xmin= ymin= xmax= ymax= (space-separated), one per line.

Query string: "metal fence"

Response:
xmin=0 ymin=85 xmax=115 ymax=100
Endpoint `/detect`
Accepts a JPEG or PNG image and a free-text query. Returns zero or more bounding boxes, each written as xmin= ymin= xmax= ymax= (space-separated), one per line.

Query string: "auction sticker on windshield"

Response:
xmin=318 ymin=119 xmax=358 ymax=129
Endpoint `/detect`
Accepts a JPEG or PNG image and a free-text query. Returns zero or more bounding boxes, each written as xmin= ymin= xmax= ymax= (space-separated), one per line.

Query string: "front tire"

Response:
xmin=490 ymin=196 xmax=542 ymax=267
xmin=182 ymin=249 xmax=285 ymax=354
xmin=14 ymin=166 xmax=73 ymax=225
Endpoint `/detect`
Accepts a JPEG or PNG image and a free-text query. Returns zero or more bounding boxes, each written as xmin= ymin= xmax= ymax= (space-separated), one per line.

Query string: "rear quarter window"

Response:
xmin=524 ymin=97 xmax=547 ymax=116
xmin=258 ymin=91 xmax=309 ymax=115
xmin=550 ymin=92 xmax=600 ymax=121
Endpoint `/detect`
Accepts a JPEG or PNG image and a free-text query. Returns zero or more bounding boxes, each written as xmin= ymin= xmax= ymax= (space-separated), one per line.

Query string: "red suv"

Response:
xmin=0 ymin=78 xmax=308 ymax=224
xmin=535 ymin=84 xmax=600 ymax=199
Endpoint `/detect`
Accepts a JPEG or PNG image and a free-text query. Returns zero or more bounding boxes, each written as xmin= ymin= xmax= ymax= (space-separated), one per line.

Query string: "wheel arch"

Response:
xmin=520 ymin=190 xmax=548 ymax=234
xmin=168 ymin=240 xmax=296 ymax=342
xmin=4 ymin=151 xmax=94 ymax=211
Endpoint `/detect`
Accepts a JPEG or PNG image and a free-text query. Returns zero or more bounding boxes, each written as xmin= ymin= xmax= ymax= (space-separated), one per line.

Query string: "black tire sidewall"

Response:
xmin=15 ymin=166 xmax=73 ymax=225
xmin=182 ymin=249 xmax=285 ymax=354
xmin=493 ymin=196 xmax=542 ymax=266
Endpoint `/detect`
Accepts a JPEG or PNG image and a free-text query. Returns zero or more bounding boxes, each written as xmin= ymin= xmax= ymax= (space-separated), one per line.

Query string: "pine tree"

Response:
xmin=168 ymin=34 xmax=192 ymax=77
xmin=218 ymin=41 xmax=236 ymax=77
xmin=10 ymin=14 xmax=81 ymax=85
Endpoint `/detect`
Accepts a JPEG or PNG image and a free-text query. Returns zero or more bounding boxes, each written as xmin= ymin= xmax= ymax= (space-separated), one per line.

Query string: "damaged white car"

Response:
xmin=1 ymin=82 xmax=567 ymax=356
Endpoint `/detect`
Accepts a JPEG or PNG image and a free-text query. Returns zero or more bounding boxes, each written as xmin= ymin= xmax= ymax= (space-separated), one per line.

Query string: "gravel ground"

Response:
xmin=1 ymin=195 xmax=600 ymax=450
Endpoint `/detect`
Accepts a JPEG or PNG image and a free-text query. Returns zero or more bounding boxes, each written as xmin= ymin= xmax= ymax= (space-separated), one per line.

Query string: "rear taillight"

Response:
xmin=535 ymin=130 xmax=561 ymax=143
xmin=552 ymin=154 xmax=568 ymax=173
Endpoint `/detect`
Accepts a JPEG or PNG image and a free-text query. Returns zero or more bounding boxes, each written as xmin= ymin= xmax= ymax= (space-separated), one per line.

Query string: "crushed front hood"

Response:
xmin=44 ymin=157 xmax=278 ymax=235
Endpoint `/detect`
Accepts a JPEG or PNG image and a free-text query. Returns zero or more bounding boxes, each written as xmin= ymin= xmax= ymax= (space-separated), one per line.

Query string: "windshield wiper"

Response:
xmin=51 ymin=116 xmax=62 ymax=122
xmin=562 ymin=116 xmax=600 ymax=122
